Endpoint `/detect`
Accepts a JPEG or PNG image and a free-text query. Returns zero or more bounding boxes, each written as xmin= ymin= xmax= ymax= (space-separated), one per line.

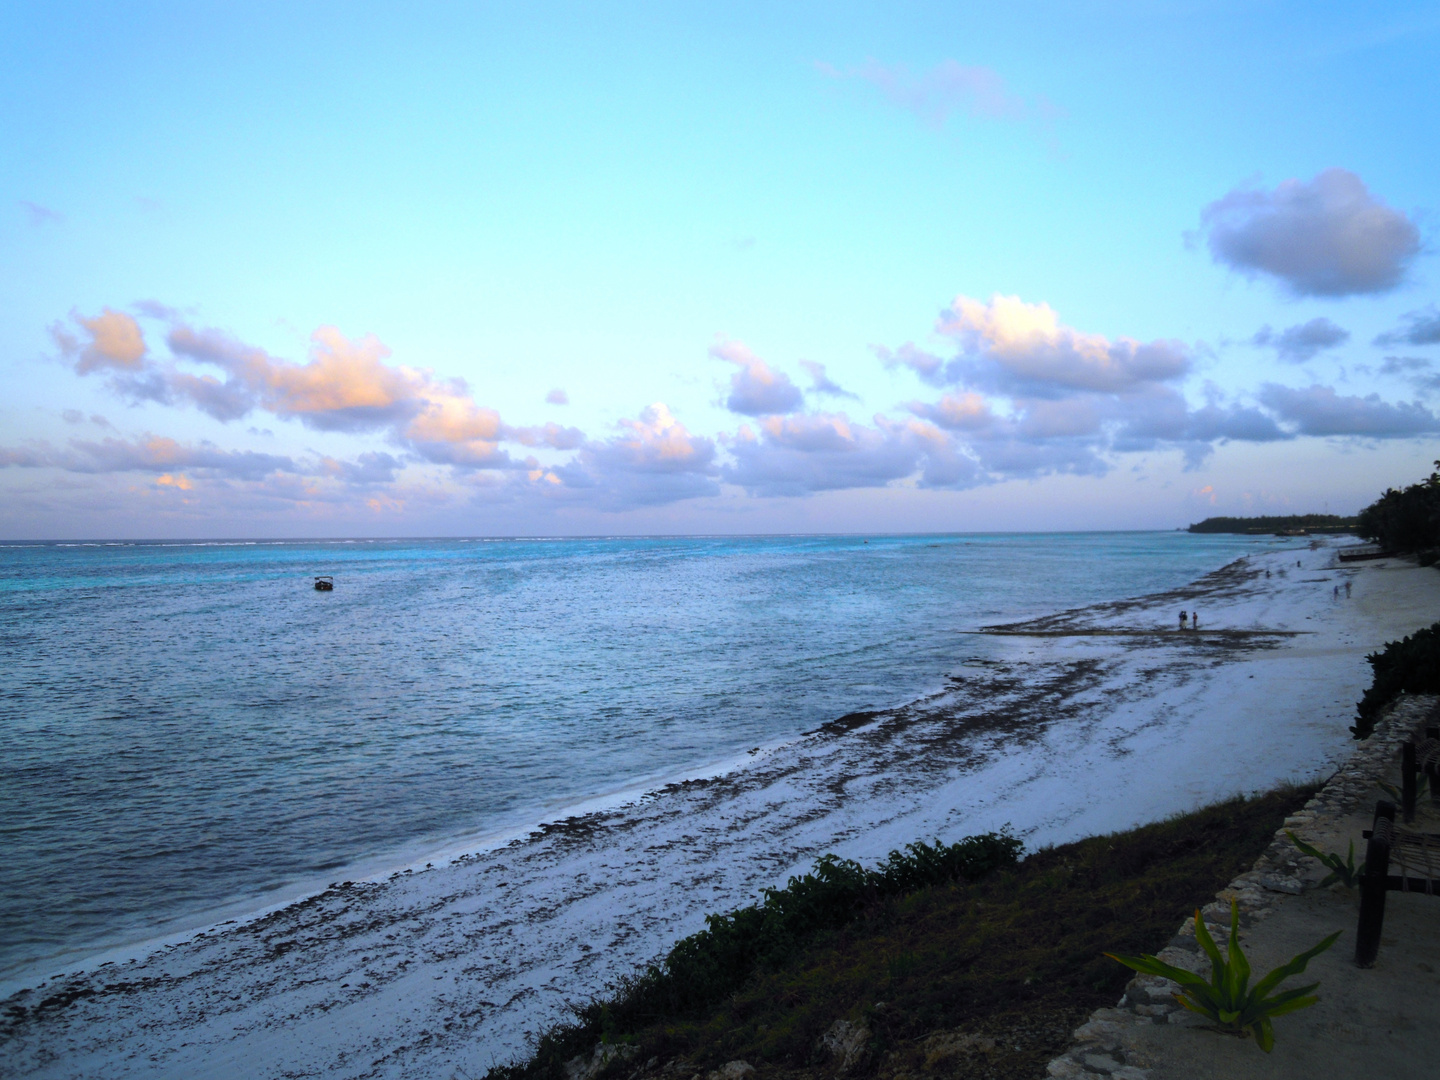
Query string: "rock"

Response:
xmin=1045 ymin=1058 xmax=1087 ymax=1078
xmin=1083 ymin=1052 xmax=1122 ymax=1073
xmin=705 ymin=1062 xmax=754 ymax=1080
xmin=817 ymin=1018 xmax=870 ymax=1070
xmin=565 ymin=1043 xmax=638 ymax=1080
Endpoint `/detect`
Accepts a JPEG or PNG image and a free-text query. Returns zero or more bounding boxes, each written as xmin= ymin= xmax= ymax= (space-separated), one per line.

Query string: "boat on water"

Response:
xmin=313 ymin=576 xmax=334 ymax=591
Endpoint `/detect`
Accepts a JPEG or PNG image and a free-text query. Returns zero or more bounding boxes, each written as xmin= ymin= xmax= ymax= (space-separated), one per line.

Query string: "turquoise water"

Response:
xmin=0 ymin=532 xmax=1274 ymax=983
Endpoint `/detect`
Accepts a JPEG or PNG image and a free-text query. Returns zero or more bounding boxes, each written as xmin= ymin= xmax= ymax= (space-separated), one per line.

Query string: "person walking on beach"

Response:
xmin=1179 ymin=610 xmax=1188 ymax=630
xmin=1191 ymin=611 xmax=1199 ymax=630
xmin=1346 ymin=580 xmax=1352 ymax=597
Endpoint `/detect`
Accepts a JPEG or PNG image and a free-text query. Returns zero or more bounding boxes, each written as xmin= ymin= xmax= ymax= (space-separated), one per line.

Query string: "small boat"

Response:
xmin=313 ymin=576 xmax=334 ymax=591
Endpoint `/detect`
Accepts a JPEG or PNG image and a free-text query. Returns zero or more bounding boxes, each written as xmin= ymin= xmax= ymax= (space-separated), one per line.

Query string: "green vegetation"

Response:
xmin=1186 ymin=514 xmax=1357 ymax=535
xmin=487 ymin=785 xmax=1315 ymax=1080
xmin=1286 ymin=832 xmax=1364 ymax=889
xmin=1356 ymin=461 xmax=1440 ymax=558
xmin=1108 ymin=898 xmax=1338 ymax=1053
xmin=1351 ymin=619 xmax=1440 ymax=739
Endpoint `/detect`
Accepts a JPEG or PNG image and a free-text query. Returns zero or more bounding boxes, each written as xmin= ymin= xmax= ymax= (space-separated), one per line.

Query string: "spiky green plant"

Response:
xmin=1286 ymin=831 xmax=1365 ymax=888
xmin=1106 ymin=899 xmax=1339 ymax=1052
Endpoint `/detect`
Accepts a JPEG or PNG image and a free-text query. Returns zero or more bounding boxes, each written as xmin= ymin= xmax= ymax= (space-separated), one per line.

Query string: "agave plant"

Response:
xmin=1286 ymin=831 xmax=1364 ymax=888
xmin=1107 ymin=899 xmax=1339 ymax=1052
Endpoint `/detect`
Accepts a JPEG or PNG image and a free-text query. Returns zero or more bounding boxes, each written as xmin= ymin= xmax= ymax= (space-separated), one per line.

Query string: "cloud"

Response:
xmin=935 ymin=294 xmax=1190 ymax=394
xmin=20 ymin=200 xmax=63 ymax=225
xmin=820 ymin=59 xmax=1058 ymax=130
xmin=52 ymin=308 xmax=148 ymax=374
xmin=722 ymin=413 xmax=928 ymax=496
xmin=1197 ymin=168 xmax=1420 ymax=296
xmin=320 ymin=451 xmax=404 ymax=486
xmin=0 ymin=434 xmax=297 ymax=480
xmin=1251 ymin=317 xmax=1350 ymax=362
xmin=545 ymin=388 xmax=569 ymax=405
xmin=710 ymin=339 xmax=804 ymax=415
xmin=874 ymin=342 xmax=947 ymax=386
xmin=1374 ymin=305 xmax=1440 ymax=347
xmin=66 ymin=309 xmax=554 ymax=471
xmin=798 ymin=360 xmax=858 ymax=400
xmin=1258 ymin=384 xmax=1440 ymax=437
xmin=907 ymin=391 xmax=995 ymax=431
xmin=1379 ymin=355 xmax=1432 ymax=375
xmin=505 ymin=421 xmax=585 ymax=450
xmin=546 ymin=403 xmax=720 ymax=509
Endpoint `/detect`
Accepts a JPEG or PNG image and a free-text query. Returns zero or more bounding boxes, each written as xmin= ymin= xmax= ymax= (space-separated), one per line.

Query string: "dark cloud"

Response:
xmin=1198 ymin=168 xmax=1419 ymax=296
xmin=1251 ymin=317 xmax=1350 ymax=362
xmin=798 ymin=360 xmax=859 ymax=400
xmin=1258 ymin=384 xmax=1440 ymax=437
xmin=1374 ymin=305 xmax=1440 ymax=348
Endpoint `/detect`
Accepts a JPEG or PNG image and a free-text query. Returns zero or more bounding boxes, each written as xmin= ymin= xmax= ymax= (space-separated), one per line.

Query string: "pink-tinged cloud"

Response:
xmin=710 ymin=338 xmax=804 ymax=416
xmin=907 ymin=392 xmax=994 ymax=431
xmin=545 ymin=403 xmax=720 ymax=508
xmin=937 ymin=294 xmax=1190 ymax=394
xmin=545 ymin=388 xmax=569 ymax=405
xmin=505 ymin=421 xmax=585 ymax=451
xmin=52 ymin=308 xmax=148 ymax=374
xmin=65 ymin=309 xmax=572 ymax=471
xmin=820 ymin=59 xmax=1061 ymax=131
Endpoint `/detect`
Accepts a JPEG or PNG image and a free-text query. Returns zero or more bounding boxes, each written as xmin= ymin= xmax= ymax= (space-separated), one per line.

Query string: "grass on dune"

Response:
xmin=488 ymin=783 xmax=1318 ymax=1080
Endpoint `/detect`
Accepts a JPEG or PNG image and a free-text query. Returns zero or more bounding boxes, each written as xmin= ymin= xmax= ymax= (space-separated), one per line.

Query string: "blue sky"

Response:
xmin=3 ymin=1 xmax=1438 ymax=537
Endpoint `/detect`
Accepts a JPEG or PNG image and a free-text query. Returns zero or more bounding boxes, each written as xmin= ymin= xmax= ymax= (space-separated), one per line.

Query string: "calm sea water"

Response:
xmin=0 ymin=531 xmax=1273 ymax=986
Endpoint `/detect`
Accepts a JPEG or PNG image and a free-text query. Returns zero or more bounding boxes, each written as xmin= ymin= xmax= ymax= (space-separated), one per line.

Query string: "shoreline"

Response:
xmin=4 ymin=538 xmax=1437 ymax=1079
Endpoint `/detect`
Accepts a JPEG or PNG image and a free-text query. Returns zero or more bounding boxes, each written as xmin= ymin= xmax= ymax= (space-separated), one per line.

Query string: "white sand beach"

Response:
xmin=4 ymin=539 xmax=1438 ymax=1080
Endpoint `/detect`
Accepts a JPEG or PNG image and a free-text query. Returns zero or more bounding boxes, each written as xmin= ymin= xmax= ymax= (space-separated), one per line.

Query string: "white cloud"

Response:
xmin=936 ymin=294 xmax=1190 ymax=395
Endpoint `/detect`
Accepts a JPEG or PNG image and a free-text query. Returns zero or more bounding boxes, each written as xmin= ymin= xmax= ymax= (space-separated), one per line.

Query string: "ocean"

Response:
xmin=0 ymin=531 xmax=1274 ymax=988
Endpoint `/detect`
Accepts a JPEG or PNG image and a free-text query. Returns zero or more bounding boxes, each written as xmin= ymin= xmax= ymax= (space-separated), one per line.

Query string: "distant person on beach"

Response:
xmin=1192 ymin=612 xmax=1199 ymax=629
xmin=1333 ymin=584 xmax=1339 ymax=599
xmin=1266 ymin=569 xmax=1271 ymax=578
xmin=1179 ymin=610 xmax=1188 ymax=629
xmin=1346 ymin=580 xmax=1352 ymax=597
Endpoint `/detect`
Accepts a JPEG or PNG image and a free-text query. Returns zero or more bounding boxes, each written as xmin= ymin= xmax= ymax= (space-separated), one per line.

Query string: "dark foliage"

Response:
xmin=1355 ymin=461 xmax=1440 ymax=556
xmin=486 ymin=834 xmax=1022 ymax=1080
xmin=1187 ymin=514 xmax=1357 ymax=534
xmin=487 ymin=787 xmax=1316 ymax=1080
xmin=1351 ymin=620 xmax=1440 ymax=739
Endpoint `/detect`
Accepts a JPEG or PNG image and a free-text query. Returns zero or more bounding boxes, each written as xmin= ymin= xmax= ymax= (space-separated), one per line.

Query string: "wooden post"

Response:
xmin=1355 ymin=801 xmax=1396 ymax=968
xmin=1403 ymin=742 xmax=1417 ymax=823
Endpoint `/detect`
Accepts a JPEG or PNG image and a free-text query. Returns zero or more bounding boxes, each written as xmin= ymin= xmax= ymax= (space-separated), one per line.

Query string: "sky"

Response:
xmin=2 ymin=1 xmax=1439 ymax=538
